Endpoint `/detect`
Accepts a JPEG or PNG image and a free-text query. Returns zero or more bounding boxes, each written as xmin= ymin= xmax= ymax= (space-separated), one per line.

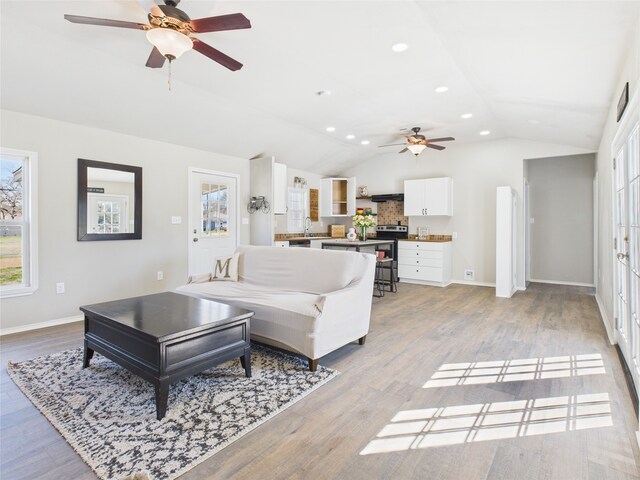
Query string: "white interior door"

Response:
xmin=189 ymin=168 xmax=239 ymax=276
xmin=613 ymin=111 xmax=640 ymax=401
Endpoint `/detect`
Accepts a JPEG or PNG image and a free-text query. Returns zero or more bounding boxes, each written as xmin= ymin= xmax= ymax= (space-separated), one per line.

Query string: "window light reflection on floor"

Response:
xmin=360 ymin=393 xmax=612 ymax=455
xmin=423 ymin=354 xmax=605 ymax=388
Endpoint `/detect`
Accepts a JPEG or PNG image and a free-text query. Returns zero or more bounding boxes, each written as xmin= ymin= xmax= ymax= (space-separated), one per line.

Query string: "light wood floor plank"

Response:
xmin=1 ymin=283 xmax=639 ymax=479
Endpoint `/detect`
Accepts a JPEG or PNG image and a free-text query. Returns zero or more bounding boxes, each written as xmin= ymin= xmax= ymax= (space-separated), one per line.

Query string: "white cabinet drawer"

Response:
xmin=399 ymin=250 xmax=443 ymax=260
xmin=399 ymin=265 xmax=443 ymax=282
xmin=398 ymin=241 xmax=444 ymax=251
xmin=399 ymin=257 xmax=443 ymax=268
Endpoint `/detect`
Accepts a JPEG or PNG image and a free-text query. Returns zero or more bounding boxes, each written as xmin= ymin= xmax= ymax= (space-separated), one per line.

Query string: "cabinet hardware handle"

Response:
xmin=193 ymin=238 xmax=199 ymax=242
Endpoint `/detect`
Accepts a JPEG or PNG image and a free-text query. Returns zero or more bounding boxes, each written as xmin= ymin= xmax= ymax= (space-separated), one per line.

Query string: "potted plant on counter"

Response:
xmin=352 ymin=214 xmax=376 ymax=241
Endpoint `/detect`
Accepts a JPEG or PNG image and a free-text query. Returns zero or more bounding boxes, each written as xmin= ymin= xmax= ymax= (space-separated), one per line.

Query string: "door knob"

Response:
xmin=617 ymin=252 xmax=629 ymax=260
xmin=193 ymin=238 xmax=199 ymax=242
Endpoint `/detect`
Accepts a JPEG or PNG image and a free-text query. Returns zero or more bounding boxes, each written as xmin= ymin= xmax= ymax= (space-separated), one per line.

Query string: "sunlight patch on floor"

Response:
xmin=360 ymin=393 xmax=612 ymax=455
xmin=423 ymin=354 xmax=605 ymax=388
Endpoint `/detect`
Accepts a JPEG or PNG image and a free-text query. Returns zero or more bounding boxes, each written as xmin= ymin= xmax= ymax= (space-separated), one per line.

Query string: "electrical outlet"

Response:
xmin=242 ymin=217 xmax=249 ymax=225
xmin=56 ymin=282 xmax=65 ymax=294
xmin=171 ymin=216 xmax=182 ymax=224
xmin=157 ymin=271 xmax=164 ymax=281
xmin=464 ymin=269 xmax=475 ymax=281
xmin=452 ymin=232 xmax=458 ymax=239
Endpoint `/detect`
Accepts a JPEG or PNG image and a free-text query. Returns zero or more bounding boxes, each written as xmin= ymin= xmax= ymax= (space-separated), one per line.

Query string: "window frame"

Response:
xmin=0 ymin=148 xmax=38 ymax=298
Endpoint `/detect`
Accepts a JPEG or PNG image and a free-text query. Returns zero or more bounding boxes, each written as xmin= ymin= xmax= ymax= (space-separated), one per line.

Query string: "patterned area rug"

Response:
xmin=8 ymin=344 xmax=338 ymax=480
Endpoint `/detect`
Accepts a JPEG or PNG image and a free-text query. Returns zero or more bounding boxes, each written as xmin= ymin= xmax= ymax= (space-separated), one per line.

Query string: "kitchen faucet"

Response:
xmin=304 ymin=217 xmax=312 ymax=237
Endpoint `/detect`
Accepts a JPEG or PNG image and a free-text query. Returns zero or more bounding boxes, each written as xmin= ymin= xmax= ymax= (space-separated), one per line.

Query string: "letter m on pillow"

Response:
xmin=211 ymin=253 xmax=239 ymax=282
xmin=213 ymin=258 xmax=232 ymax=279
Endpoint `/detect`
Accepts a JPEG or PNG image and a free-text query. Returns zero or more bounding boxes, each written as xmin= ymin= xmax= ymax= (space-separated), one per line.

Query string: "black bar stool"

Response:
xmin=374 ymin=257 xmax=395 ymax=297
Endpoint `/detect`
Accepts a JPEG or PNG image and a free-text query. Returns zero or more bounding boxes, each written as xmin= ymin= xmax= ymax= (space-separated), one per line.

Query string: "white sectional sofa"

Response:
xmin=176 ymin=245 xmax=376 ymax=371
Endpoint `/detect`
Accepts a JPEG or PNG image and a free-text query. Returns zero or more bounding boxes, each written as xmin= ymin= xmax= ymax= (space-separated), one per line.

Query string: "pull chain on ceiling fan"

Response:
xmin=379 ymin=127 xmax=455 ymax=156
xmin=64 ymin=0 xmax=251 ymax=89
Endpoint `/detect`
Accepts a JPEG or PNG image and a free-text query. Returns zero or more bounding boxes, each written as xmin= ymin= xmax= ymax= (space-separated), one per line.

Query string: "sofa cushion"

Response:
xmin=235 ymin=245 xmax=363 ymax=294
xmin=177 ymin=281 xmax=325 ymax=319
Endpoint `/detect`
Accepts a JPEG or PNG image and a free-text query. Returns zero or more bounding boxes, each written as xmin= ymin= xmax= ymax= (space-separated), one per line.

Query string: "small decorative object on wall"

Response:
xmin=358 ymin=185 xmax=368 ymax=197
xmin=617 ymin=82 xmax=629 ymax=122
xmin=247 ymin=196 xmax=270 ymax=214
xmin=353 ymin=213 xmax=376 ymax=241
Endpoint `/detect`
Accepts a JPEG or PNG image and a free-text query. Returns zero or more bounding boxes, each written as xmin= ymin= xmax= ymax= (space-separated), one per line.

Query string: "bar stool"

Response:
xmin=373 ymin=258 xmax=395 ymax=297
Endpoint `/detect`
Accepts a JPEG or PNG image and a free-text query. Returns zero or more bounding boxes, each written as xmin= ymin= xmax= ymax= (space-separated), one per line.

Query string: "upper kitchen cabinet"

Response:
xmin=320 ymin=177 xmax=356 ymax=216
xmin=404 ymin=177 xmax=453 ymax=216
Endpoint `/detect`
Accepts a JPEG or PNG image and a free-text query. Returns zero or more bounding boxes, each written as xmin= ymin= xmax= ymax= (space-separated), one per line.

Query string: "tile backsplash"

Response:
xmin=376 ymin=201 xmax=408 ymax=226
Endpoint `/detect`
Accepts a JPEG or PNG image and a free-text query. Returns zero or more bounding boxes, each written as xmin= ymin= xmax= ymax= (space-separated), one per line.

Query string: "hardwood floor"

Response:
xmin=1 ymin=283 xmax=639 ymax=479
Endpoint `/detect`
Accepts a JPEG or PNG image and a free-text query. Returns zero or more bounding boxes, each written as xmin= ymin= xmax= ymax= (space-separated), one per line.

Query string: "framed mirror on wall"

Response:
xmin=77 ymin=158 xmax=142 ymax=241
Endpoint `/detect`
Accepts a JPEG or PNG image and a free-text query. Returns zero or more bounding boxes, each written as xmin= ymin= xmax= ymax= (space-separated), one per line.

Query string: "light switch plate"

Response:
xmin=242 ymin=217 xmax=249 ymax=225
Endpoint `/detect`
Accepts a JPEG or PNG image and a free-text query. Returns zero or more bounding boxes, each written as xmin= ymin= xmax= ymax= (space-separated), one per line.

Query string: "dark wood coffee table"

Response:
xmin=80 ymin=292 xmax=254 ymax=420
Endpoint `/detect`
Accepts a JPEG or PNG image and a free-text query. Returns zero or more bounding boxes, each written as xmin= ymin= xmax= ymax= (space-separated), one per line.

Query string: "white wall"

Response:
xmin=0 ymin=110 xmax=250 ymax=331
xmin=526 ymin=154 xmax=596 ymax=285
xmin=596 ymin=15 xmax=640 ymax=336
xmin=339 ymin=138 xmax=591 ymax=285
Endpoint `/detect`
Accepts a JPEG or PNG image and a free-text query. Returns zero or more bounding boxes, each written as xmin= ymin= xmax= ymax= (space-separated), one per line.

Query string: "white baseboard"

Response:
xmin=529 ymin=278 xmax=595 ymax=288
xmin=451 ymin=279 xmax=496 ymax=288
xmin=0 ymin=314 xmax=83 ymax=337
xmin=594 ymin=293 xmax=616 ymax=345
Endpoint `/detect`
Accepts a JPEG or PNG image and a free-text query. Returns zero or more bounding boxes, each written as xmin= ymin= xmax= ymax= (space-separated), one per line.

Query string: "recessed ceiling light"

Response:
xmin=391 ymin=43 xmax=408 ymax=53
xmin=435 ymin=86 xmax=449 ymax=93
xmin=316 ymin=90 xmax=332 ymax=96
xmin=461 ymin=113 xmax=473 ymax=119
xmin=346 ymin=134 xmax=355 ymax=140
xmin=479 ymin=130 xmax=491 ymax=136
xmin=361 ymin=140 xmax=370 ymax=145
xmin=326 ymin=126 xmax=336 ymax=132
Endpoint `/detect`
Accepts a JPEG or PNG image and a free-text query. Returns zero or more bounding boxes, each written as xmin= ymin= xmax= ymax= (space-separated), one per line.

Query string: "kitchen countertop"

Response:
xmin=400 ymin=237 xmax=452 ymax=243
xmin=278 ymin=236 xmax=335 ymax=241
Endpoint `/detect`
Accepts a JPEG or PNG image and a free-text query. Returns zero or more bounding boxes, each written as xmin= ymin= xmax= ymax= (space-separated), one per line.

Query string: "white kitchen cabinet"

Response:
xmin=398 ymin=241 xmax=452 ymax=286
xmin=274 ymin=240 xmax=289 ymax=248
xmin=273 ymin=162 xmax=287 ymax=215
xmin=320 ymin=177 xmax=356 ymax=217
xmin=404 ymin=177 xmax=453 ymax=216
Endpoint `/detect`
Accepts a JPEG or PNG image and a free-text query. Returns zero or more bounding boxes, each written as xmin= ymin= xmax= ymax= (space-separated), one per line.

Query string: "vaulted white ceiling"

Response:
xmin=1 ymin=1 xmax=637 ymax=175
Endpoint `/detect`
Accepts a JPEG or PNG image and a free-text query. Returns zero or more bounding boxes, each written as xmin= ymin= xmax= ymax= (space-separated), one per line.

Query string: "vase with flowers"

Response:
xmin=352 ymin=214 xmax=376 ymax=241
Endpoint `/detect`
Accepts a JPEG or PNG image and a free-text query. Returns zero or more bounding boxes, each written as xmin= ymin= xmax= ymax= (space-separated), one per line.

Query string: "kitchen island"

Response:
xmin=322 ymin=239 xmax=397 ymax=297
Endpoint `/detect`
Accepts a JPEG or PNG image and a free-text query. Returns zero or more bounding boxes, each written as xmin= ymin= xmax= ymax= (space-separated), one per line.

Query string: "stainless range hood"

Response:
xmin=371 ymin=193 xmax=404 ymax=202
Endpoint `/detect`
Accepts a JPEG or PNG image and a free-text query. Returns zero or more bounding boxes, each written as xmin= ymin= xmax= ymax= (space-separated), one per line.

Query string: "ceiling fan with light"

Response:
xmin=64 ymin=0 xmax=251 ymax=72
xmin=379 ymin=127 xmax=455 ymax=156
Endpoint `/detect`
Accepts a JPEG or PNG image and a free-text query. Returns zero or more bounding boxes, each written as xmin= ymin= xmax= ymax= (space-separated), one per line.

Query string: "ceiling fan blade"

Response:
xmin=64 ymin=14 xmax=148 ymax=30
xmin=426 ymin=137 xmax=455 ymax=142
xmin=145 ymin=47 xmax=166 ymax=68
xmin=190 ymin=13 xmax=251 ymax=33
xmin=398 ymin=148 xmax=408 ymax=154
xmin=378 ymin=143 xmax=406 ymax=147
xmin=192 ymin=39 xmax=243 ymax=71
xmin=427 ymin=144 xmax=446 ymax=150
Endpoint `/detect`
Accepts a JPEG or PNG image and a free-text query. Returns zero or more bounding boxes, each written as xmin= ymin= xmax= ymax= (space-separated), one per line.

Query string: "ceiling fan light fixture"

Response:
xmin=146 ymin=28 xmax=193 ymax=60
xmin=407 ymin=144 xmax=427 ymax=156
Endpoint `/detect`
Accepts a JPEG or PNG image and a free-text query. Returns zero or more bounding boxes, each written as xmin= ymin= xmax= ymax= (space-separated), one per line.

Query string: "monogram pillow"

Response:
xmin=211 ymin=253 xmax=240 ymax=282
